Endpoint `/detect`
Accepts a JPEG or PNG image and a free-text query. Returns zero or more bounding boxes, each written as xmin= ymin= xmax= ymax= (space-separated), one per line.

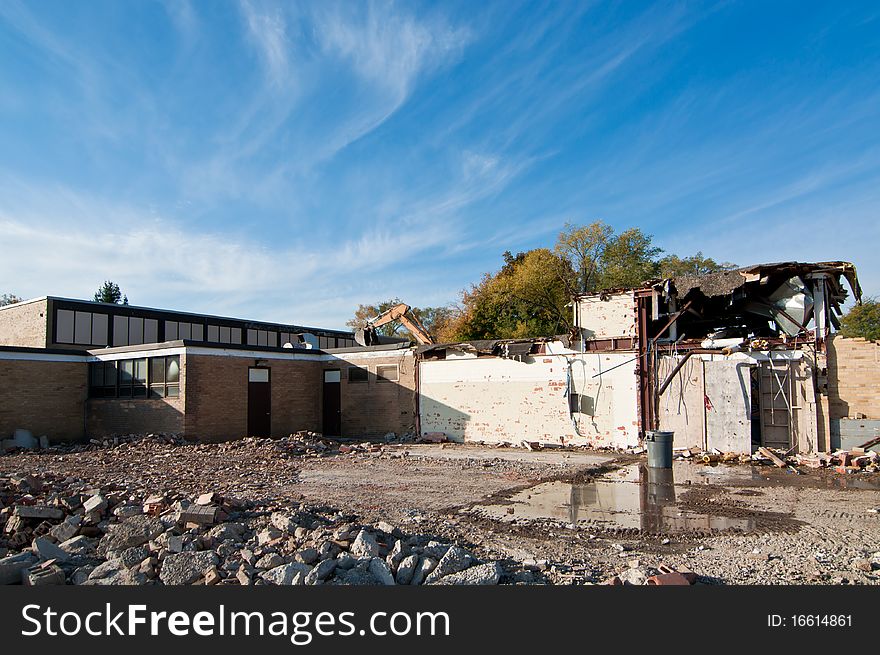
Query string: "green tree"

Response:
xmin=445 ymin=249 xmax=572 ymax=341
xmin=553 ymin=221 xmax=614 ymax=294
xmin=657 ymin=251 xmax=737 ymax=278
xmin=554 ymin=221 xmax=661 ymax=293
xmin=0 ymin=293 xmax=22 ymax=307
xmin=839 ymin=298 xmax=880 ymax=341
xmin=94 ymin=281 xmax=128 ymax=305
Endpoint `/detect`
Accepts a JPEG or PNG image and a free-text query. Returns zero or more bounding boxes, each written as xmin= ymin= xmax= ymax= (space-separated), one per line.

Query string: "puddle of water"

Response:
xmin=471 ymin=463 xmax=756 ymax=534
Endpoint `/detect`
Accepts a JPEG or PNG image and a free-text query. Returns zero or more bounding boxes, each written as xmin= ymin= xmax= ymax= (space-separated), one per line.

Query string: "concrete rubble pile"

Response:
xmin=0 ymin=472 xmax=504 ymax=586
xmin=2 ymin=431 xmax=422 ymax=459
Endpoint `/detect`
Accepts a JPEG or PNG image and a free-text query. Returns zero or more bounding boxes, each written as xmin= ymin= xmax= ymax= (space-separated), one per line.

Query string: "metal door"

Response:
xmin=322 ymin=369 xmax=341 ymax=436
xmin=758 ymin=360 xmax=796 ymax=450
xmin=247 ymin=367 xmax=271 ymax=437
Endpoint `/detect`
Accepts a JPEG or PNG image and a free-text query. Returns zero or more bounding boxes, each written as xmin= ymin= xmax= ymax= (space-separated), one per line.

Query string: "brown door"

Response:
xmin=323 ymin=369 xmax=341 ymax=436
xmin=247 ymin=367 xmax=271 ymax=437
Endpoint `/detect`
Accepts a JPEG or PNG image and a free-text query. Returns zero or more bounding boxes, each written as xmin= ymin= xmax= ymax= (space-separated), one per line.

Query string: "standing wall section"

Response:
xmin=324 ymin=350 xmax=416 ymax=438
xmin=419 ymin=352 xmax=639 ymax=447
xmin=0 ymin=299 xmax=49 ymax=348
xmin=183 ymin=351 xmax=321 ymax=442
xmin=0 ymin=349 xmax=87 ymax=443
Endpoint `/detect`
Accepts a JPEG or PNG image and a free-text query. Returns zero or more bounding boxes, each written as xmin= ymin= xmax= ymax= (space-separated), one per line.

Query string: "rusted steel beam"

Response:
xmin=650 ymin=299 xmax=693 ymax=345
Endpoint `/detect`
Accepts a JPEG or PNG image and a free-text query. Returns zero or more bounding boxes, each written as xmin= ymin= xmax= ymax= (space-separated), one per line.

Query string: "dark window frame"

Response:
xmin=89 ymin=354 xmax=180 ymax=400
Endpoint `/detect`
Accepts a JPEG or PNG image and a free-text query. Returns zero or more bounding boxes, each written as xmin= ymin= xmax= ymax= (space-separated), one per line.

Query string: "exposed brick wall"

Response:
xmin=270 ymin=359 xmax=321 ymax=437
xmin=86 ymin=353 xmax=187 ymax=437
xmin=184 ymin=354 xmax=321 ymax=442
xmin=324 ymin=352 xmax=417 ymax=438
xmin=0 ymin=357 xmax=87 ymax=442
xmin=87 ymin=398 xmax=184 ymax=436
xmin=0 ymin=300 xmax=49 ymax=348
xmin=827 ymin=335 xmax=880 ymax=420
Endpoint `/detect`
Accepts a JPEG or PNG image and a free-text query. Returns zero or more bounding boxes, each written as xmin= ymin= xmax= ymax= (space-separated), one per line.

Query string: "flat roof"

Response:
xmin=21 ymin=295 xmax=356 ymax=337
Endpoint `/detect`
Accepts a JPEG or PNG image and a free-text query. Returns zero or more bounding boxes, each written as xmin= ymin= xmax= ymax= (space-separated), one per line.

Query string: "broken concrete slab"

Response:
xmin=424 ymin=546 xmax=476 ymax=583
xmin=32 ymin=537 xmax=70 ymax=562
xmin=261 ymin=562 xmax=312 ymax=585
xmin=0 ymin=552 xmax=39 ymax=585
xmin=304 ymin=558 xmax=337 ymax=585
xmin=100 ymin=515 xmax=164 ymax=552
xmin=159 ymin=551 xmax=219 ymax=586
xmin=82 ymin=494 xmax=108 ymax=515
xmin=350 ymin=529 xmax=380 ymax=558
xmin=432 ymin=562 xmax=502 ymax=585
xmin=13 ymin=505 xmax=64 ymax=520
xmin=395 ymin=554 xmax=419 ymax=585
xmin=368 ymin=558 xmax=395 ymax=585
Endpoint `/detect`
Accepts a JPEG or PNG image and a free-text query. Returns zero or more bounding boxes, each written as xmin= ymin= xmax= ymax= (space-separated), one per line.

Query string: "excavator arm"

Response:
xmin=354 ymin=302 xmax=435 ymax=346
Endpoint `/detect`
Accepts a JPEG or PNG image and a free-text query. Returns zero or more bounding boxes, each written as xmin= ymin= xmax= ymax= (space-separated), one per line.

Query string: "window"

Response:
xmin=280 ymin=331 xmax=301 ymax=347
xmin=150 ymin=355 xmax=180 ymax=398
xmin=89 ymin=361 xmax=117 ymax=397
xmin=249 ymin=367 xmax=269 ymax=383
xmin=348 ymin=366 xmax=368 ymax=383
xmin=376 ymin=365 xmax=398 ymax=382
xmin=92 ymin=314 xmax=108 ymax=345
xmin=165 ymin=321 xmax=178 ymax=340
xmin=247 ymin=329 xmax=277 ymax=347
xmin=208 ymin=325 xmax=220 ymax=343
xmin=74 ymin=311 xmax=91 ymax=344
xmin=144 ymin=319 xmax=158 ymax=343
xmin=89 ymin=355 xmax=180 ymax=400
xmin=55 ymin=310 xmax=109 ymax=346
xmin=128 ymin=317 xmax=144 ymax=345
xmin=116 ymin=357 xmax=147 ymax=397
xmin=113 ymin=316 xmax=128 ymax=346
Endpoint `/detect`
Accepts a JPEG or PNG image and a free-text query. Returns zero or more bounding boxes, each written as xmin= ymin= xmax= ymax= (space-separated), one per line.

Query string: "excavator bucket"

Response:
xmin=354 ymin=326 xmax=380 ymax=347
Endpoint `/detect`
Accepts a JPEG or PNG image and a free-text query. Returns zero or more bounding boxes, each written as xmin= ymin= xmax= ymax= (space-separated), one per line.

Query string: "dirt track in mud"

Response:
xmin=4 ymin=441 xmax=880 ymax=584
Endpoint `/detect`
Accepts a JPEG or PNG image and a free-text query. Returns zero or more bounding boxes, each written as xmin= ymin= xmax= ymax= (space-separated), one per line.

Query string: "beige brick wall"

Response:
xmin=0 ymin=299 xmax=49 ymax=348
xmin=827 ymin=336 xmax=880 ymax=420
xmin=184 ymin=354 xmax=321 ymax=442
xmin=325 ymin=352 xmax=417 ymax=438
xmin=86 ymin=353 xmax=187 ymax=437
xmin=0 ymin=357 xmax=87 ymax=442
xmin=87 ymin=398 xmax=185 ymax=436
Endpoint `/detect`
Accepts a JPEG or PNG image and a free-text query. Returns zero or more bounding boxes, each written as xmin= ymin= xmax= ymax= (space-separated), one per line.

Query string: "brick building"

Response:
xmin=0 ymin=297 xmax=413 ymax=444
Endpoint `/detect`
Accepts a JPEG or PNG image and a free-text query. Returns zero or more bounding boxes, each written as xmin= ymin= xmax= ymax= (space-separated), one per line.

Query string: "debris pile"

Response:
xmin=795 ymin=448 xmax=880 ymax=473
xmin=0 ymin=472 xmax=505 ymax=586
xmin=603 ymin=563 xmax=698 ymax=586
xmin=676 ymin=443 xmax=880 ymax=474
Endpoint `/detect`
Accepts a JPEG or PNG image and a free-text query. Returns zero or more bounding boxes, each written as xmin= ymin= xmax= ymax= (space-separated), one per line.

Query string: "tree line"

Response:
xmin=348 ymin=220 xmax=738 ymax=342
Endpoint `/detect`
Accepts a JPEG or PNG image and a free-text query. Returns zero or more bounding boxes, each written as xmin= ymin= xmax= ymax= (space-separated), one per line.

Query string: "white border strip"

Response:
xmin=0 ymin=345 xmax=416 ymax=364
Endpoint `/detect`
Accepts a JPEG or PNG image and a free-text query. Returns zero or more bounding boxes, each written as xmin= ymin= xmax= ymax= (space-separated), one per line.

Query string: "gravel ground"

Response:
xmin=3 ymin=437 xmax=879 ymax=585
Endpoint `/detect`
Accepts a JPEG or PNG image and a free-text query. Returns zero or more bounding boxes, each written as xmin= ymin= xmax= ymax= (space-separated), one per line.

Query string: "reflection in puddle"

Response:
xmin=472 ymin=463 xmax=756 ymax=534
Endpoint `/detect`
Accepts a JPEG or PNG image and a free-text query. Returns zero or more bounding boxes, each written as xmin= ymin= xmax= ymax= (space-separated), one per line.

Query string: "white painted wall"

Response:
xmin=657 ymin=350 xmax=818 ymax=454
xmin=574 ymin=292 xmax=636 ymax=339
xmin=419 ymin=351 xmax=639 ymax=448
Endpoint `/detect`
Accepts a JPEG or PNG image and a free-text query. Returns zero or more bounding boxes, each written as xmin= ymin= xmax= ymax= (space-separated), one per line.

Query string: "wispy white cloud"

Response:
xmin=238 ymin=0 xmax=293 ymax=90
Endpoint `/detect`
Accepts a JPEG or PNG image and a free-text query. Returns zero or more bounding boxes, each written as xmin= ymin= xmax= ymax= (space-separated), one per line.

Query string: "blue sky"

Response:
xmin=1 ymin=1 xmax=878 ymax=329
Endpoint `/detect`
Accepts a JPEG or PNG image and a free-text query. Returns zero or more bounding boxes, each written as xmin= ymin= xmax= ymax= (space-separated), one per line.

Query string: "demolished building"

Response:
xmin=0 ymin=262 xmax=877 ymax=456
xmin=569 ymin=261 xmax=870 ymax=454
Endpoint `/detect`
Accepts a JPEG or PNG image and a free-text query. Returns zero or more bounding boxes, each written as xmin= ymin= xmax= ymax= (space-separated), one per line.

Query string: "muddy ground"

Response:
xmin=3 ymin=440 xmax=880 ymax=585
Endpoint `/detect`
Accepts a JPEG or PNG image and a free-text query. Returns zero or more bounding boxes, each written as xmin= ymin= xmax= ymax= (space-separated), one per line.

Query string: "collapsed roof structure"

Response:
xmin=654 ymin=261 xmax=861 ymax=346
